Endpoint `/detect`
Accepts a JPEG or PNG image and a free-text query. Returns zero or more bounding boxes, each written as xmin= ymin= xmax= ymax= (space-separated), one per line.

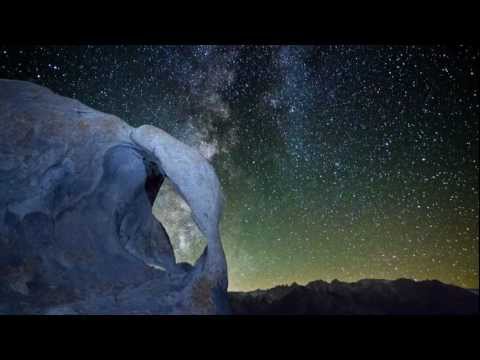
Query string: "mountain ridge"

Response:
xmin=228 ymin=278 xmax=479 ymax=315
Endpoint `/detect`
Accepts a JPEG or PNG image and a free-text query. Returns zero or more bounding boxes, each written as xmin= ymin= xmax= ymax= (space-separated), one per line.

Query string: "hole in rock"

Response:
xmin=152 ymin=178 xmax=206 ymax=265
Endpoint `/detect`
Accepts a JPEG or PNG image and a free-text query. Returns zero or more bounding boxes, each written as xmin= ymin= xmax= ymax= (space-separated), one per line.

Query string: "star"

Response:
xmin=0 ymin=44 xmax=478 ymax=291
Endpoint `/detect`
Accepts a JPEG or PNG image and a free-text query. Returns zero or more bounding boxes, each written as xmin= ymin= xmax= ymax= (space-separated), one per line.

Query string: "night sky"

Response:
xmin=0 ymin=45 xmax=478 ymax=291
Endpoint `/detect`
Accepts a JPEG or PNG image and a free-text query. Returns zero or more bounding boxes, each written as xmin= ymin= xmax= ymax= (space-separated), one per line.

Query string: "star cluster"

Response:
xmin=0 ymin=45 xmax=478 ymax=290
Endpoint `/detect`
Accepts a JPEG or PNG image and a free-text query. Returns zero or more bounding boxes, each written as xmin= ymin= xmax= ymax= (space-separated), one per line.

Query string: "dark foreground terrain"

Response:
xmin=229 ymin=278 xmax=479 ymax=315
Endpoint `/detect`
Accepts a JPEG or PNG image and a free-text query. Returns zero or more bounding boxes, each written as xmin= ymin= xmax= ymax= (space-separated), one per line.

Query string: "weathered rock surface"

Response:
xmin=0 ymin=79 xmax=229 ymax=314
xmin=229 ymin=278 xmax=479 ymax=315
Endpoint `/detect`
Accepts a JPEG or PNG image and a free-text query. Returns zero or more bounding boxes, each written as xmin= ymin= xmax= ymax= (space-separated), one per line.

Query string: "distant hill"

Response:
xmin=229 ymin=278 xmax=479 ymax=315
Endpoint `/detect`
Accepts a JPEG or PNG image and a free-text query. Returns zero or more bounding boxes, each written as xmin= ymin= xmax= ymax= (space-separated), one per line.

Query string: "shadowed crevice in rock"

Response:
xmin=144 ymin=159 xmax=164 ymax=206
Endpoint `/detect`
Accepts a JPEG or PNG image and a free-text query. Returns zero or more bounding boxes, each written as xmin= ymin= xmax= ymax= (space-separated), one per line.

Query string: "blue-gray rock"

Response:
xmin=0 ymin=79 xmax=229 ymax=314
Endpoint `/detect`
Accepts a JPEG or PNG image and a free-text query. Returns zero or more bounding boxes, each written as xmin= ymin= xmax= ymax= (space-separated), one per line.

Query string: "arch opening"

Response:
xmin=152 ymin=178 xmax=207 ymax=266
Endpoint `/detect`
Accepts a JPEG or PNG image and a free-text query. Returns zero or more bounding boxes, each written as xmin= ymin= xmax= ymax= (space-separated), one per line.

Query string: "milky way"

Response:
xmin=0 ymin=45 xmax=478 ymax=290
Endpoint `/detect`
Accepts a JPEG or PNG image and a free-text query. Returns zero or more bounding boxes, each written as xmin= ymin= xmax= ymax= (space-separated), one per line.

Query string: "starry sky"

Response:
xmin=0 ymin=45 xmax=478 ymax=291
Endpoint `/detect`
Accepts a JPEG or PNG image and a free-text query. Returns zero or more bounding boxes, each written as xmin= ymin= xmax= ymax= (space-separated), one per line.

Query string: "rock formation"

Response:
xmin=0 ymin=79 xmax=230 ymax=314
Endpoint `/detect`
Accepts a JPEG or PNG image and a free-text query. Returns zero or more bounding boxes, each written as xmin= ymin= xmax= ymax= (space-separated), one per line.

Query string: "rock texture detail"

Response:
xmin=0 ymin=79 xmax=229 ymax=314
